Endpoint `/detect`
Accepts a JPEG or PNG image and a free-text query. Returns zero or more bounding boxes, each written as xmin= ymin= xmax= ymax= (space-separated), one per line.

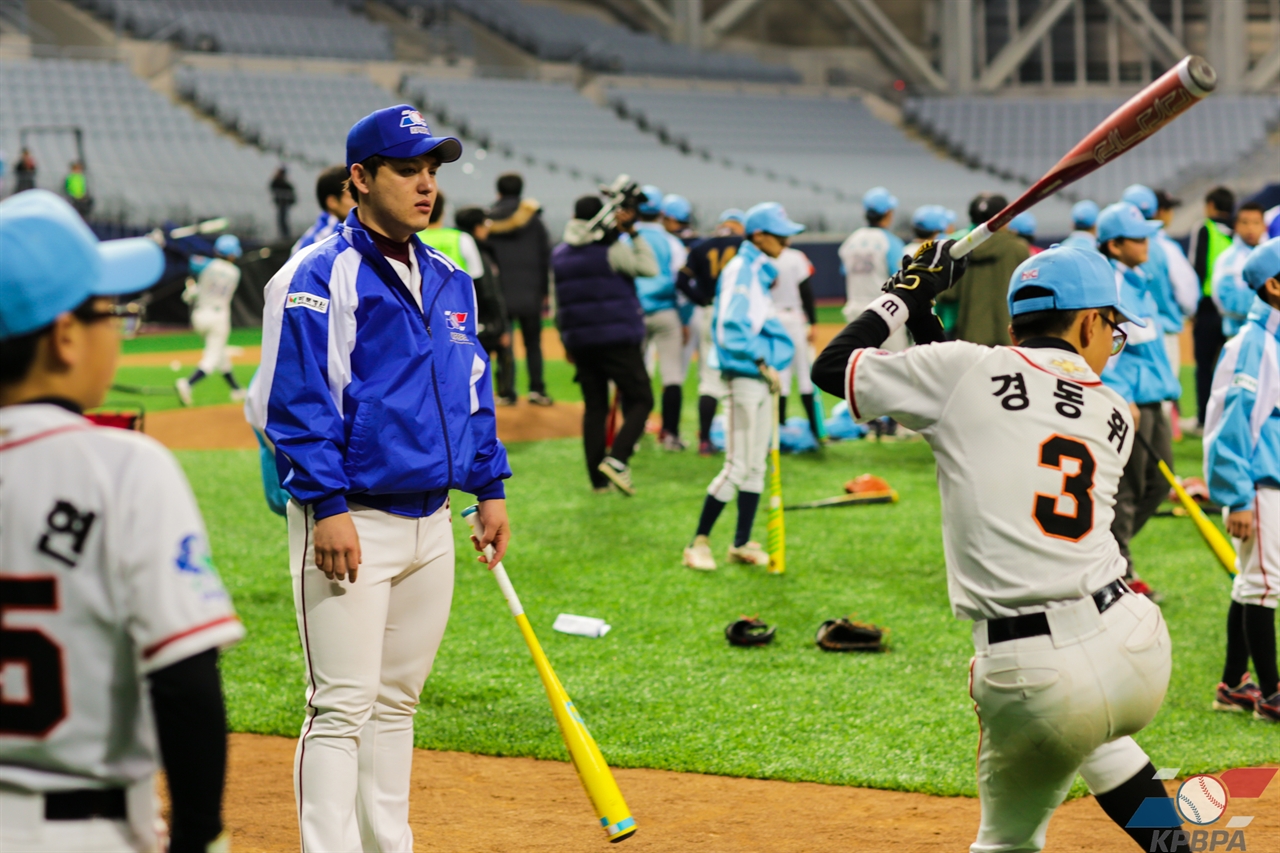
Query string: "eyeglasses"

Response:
xmin=1098 ymin=312 xmax=1127 ymax=356
xmin=74 ymin=300 xmax=144 ymax=339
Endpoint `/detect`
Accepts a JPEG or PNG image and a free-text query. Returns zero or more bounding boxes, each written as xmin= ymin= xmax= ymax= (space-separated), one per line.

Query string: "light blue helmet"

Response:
xmin=1121 ymin=184 xmax=1159 ymax=220
xmin=1097 ymin=202 xmax=1161 ymax=244
xmin=862 ymin=186 xmax=898 ymax=215
xmin=638 ymin=185 xmax=663 ymax=216
xmin=1243 ymin=236 xmax=1280 ymax=291
xmin=911 ymin=204 xmax=954 ymax=234
xmin=214 ymin=233 xmax=242 ymax=258
xmin=744 ymin=202 xmax=805 ymax=237
xmin=189 ymin=255 xmax=211 ymax=276
xmin=661 ymin=193 xmax=691 ymax=223
xmin=1071 ymin=200 xmax=1100 ymax=228
xmin=1009 ymin=212 xmax=1036 ymax=238
xmin=718 ymin=208 xmax=745 ymax=225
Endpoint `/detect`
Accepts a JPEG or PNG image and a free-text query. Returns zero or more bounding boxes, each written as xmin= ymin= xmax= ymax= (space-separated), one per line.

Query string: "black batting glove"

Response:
xmin=881 ymin=239 xmax=969 ymax=307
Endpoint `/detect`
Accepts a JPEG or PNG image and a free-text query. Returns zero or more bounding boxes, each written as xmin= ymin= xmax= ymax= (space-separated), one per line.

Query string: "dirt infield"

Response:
xmin=216 ymin=733 xmax=1277 ymax=852
xmin=144 ymin=399 xmax=584 ymax=450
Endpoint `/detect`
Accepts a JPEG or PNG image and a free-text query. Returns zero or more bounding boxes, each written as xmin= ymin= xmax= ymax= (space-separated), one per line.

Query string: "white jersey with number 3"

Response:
xmin=0 ymin=404 xmax=243 ymax=792
xmin=845 ymin=342 xmax=1134 ymax=620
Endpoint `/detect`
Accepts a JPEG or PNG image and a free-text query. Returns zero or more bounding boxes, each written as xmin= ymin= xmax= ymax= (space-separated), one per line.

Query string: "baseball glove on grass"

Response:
xmin=815 ymin=618 xmax=885 ymax=652
xmin=725 ymin=617 xmax=776 ymax=647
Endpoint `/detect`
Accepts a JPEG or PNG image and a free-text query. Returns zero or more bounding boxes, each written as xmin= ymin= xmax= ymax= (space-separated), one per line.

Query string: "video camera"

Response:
xmin=581 ymin=174 xmax=645 ymax=243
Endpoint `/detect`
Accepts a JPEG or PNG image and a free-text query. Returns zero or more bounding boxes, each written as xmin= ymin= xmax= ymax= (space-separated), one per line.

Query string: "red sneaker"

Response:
xmin=1255 ymin=691 xmax=1280 ymax=722
xmin=1213 ymin=676 xmax=1263 ymax=712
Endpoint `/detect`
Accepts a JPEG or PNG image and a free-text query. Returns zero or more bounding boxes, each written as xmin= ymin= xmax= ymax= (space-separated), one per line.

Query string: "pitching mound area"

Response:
xmin=144 ymin=400 xmax=584 ymax=450
xmin=215 ymin=734 xmax=1277 ymax=852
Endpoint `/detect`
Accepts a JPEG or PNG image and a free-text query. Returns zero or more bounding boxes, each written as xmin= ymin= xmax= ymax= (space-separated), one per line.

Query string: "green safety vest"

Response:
xmin=1202 ymin=218 xmax=1233 ymax=296
xmin=64 ymin=172 xmax=87 ymax=200
xmin=418 ymin=227 xmax=465 ymax=269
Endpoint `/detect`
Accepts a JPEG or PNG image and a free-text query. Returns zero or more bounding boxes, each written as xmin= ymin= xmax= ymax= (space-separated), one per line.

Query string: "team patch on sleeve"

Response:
xmin=1232 ymin=373 xmax=1259 ymax=393
xmin=286 ymin=293 xmax=330 ymax=314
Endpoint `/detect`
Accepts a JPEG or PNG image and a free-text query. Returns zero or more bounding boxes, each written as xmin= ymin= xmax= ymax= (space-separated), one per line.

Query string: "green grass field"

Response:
xmin=188 ymin=434 xmax=1277 ymax=800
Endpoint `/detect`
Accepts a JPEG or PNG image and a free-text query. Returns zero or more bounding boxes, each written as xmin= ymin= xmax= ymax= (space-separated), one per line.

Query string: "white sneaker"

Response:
xmin=683 ymin=535 xmax=716 ymax=571
xmin=175 ymin=378 xmax=193 ymax=406
xmin=727 ymin=541 xmax=770 ymax=566
xmin=597 ymin=456 xmax=635 ymax=496
xmin=659 ymin=432 xmax=687 ymax=452
xmin=229 ymin=388 xmax=247 ymax=403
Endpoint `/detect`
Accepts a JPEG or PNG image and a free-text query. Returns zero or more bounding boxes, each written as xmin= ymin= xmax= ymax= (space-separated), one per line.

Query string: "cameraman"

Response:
xmin=552 ymin=192 xmax=658 ymax=495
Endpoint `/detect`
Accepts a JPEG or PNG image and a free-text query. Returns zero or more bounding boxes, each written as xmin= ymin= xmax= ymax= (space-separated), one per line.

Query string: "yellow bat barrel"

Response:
xmin=1157 ymin=459 xmax=1238 ymax=577
xmin=766 ymin=389 xmax=786 ymax=574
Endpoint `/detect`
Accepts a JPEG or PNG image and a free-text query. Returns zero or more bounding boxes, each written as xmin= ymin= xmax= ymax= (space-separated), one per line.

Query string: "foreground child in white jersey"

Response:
xmin=812 ymin=243 xmax=1184 ymax=852
xmin=771 ymin=244 xmax=822 ymax=439
xmin=1204 ymin=236 xmax=1280 ymax=722
xmin=175 ymin=233 xmax=244 ymax=406
xmin=0 ymin=191 xmax=243 ymax=852
xmin=683 ymin=203 xmax=795 ymax=571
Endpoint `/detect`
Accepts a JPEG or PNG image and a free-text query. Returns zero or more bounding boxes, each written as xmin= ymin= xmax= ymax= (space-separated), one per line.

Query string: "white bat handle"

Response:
xmin=948 ymin=221 xmax=991 ymax=260
xmin=461 ymin=504 xmax=524 ymax=617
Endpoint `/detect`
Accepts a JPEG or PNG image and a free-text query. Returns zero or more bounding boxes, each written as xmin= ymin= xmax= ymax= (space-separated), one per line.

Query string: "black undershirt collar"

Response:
xmin=1018 ymin=337 xmax=1079 ymax=354
xmin=18 ymin=396 xmax=84 ymax=415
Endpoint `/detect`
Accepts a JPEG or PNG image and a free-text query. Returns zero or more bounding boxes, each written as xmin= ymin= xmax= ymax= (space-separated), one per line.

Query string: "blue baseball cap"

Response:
xmin=661 ymin=193 xmax=691 ymax=222
xmin=1071 ymin=200 xmax=1099 ymax=228
xmin=744 ymin=202 xmax=805 ymax=237
xmin=638 ymin=185 xmax=663 ymax=216
xmin=1096 ymin=202 xmax=1162 ymax=244
xmin=214 ymin=234 xmax=242 ymax=258
xmin=862 ymin=186 xmax=898 ymax=215
xmin=718 ymin=208 xmax=745 ymax=225
xmin=1008 ymin=245 xmax=1146 ymax=327
xmin=1243 ymin=236 xmax=1280 ymax=290
xmin=1010 ymin=211 xmax=1036 ymax=238
xmin=1121 ymin=184 xmax=1158 ymax=219
xmin=0 ymin=190 xmax=164 ymax=340
xmin=346 ymin=104 xmax=461 ymax=168
xmin=911 ymin=204 xmax=954 ymax=233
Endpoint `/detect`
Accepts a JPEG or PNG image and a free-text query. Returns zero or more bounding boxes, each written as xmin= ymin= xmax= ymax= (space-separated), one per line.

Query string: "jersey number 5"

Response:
xmin=1033 ymin=435 xmax=1096 ymax=541
xmin=1 ymin=577 xmax=67 ymax=737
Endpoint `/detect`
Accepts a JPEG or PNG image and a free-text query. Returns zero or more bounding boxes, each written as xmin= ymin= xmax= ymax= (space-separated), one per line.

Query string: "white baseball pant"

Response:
xmin=0 ymin=779 xmax=159 ymax=852
xmin=708 ymin=376 xmax=772 ymax=501
xmin=968 ymin=591 xmax=1171 ymax=853
xmin=644 ymin=308 xmax=686 ymax=388
xmin=1164 ymin=332 xmax=1181 ymax=376
xmin=694 ymin=305 xmax=727 ymax=400
xmin=776 ymin=308 xmax=813 ymax=395
xmin=289 ymin=501 xmax=455 ymax=853
xmin=192 ymin=307 xmax=233 ymax=375
xmin=1229 ymin=487 xmax=1280 ymax=608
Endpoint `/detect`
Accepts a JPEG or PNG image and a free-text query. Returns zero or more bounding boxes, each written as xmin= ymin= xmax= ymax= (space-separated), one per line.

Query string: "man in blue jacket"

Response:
xmin=1204 ymin=236 xmax=1280 ymax=722
xmin=247 ymin=105 xmax=512 ymax=851
xmin=1098 ymin=202 xmax=1181 ymax=602
xmin=683 ymin=202 xmax=796 ymax=571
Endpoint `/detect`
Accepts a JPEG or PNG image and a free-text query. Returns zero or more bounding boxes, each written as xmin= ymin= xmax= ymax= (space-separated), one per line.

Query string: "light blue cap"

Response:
xmin=718 ymin=208 xmax=745 ymax=225
xmin=1071 ymin=200 xmax=1100 ymax=228
xmin=1010 ymin=211 xmax=1036 ymax=238
xmin=638 ymin=185 xmax=663 ymax=215
xmin=862 ymin=186 xmax=898 ymax=215
xmin=0 ymin=190 xmax=164 ymax=340
xmin=911 ymin=204 xmax=954 ymax=233
xmin=1121 ymin=184 xmax=1158 ymax=219
xmin=190 ymin=255 xmax=211 ymax=276
xmin=214 ymin=234 xmax=242 ymax=258
xmin=1097 ymin=202 xmax=1161 ymax=244
xmin=744 ymin=202 xmax=805 ymax=237
xmin=661 ymin=193 xmax=691 ymax=222
xmin=1008 ymin=245 xmax=1146 ymax=327
xmin=1243 ymin=236 xmax=1280 ymax=290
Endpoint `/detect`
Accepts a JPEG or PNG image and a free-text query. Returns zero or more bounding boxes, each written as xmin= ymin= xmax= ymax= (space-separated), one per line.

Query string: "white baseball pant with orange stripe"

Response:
xmin=1230 ymin=486 xmax=1280 ymax=608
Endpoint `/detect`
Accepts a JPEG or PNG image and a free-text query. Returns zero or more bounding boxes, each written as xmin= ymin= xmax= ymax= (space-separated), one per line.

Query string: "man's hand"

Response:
xmin=1228 ymin=509 xmax=1255 ymax=541
xmin=471 ymin=499 xmax=511 ymax=568
xmin=313 ymin=512 xmax=361 ymax=582
xmin=682 ymin=325 xmax=691 ymax=346
xmin=882 ymin=239 xmax=969 ymax=302
xmin=757 ymin=362 xmax=783 ymax=395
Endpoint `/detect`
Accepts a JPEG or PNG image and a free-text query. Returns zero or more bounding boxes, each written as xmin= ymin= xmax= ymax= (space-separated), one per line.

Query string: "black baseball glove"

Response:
xmin=815 ymin=618 xmax=885 ymax=652
xmin=881 ymin=238 xmax=969 ymax=304
xmin=725 ymin=617 xmax=776 ymax=647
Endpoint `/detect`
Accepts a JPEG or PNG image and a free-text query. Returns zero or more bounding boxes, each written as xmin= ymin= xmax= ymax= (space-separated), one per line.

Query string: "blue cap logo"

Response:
xmin=346 ymin=103 xmax=462 ymax=168
xmin=400 ymin=109 xmax=429 ymax=130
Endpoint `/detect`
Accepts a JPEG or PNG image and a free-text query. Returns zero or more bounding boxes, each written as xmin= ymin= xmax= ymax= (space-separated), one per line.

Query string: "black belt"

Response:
xmin=986 ymin=579 xmax=1130 ymax=645
xmin=45 ymin=788 xmax=127 ymax=821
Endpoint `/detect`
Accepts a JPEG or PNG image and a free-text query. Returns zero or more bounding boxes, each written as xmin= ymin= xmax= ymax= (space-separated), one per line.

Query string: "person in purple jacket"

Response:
xmin=552 ymin=193 xmax=658 ymax=495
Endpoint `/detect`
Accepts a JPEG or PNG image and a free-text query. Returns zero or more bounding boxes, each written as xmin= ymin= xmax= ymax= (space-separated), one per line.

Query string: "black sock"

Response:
xmin=695 ymin=495 xmax=726 ymax=538
xmin=662 ymin=385 xmax=682 ymax=437
xmin=1244 ymin=603 xmax=1279 ymax=696
xmin=187 ymin=369 xmax=207 ymax=386
xmin=223 ymin=371 xmax=241 ymax=391
xmin=1094 ymin=762 xmax=1189 ymax=852
xmin=778 ymin=395 xmax=787 ymax=424
xmin=801 ymin=393 xmax=820 ymax=437
xmin=1223 ymin=600 xmax=1250 ymax=686
xmin=734 ymin=491 xmax=761 ymax=548
xmin=698 ymin=395 xmax=717 ymax=443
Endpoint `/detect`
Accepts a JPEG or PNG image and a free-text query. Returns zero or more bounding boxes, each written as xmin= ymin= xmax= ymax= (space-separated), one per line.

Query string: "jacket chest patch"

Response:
xmin=443 ymin=309 xmax=473 ymax=345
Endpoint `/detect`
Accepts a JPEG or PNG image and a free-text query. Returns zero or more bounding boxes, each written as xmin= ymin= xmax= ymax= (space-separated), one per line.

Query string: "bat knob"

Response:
xmin=1183 ymin=55 xmax=1217 ymax=95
